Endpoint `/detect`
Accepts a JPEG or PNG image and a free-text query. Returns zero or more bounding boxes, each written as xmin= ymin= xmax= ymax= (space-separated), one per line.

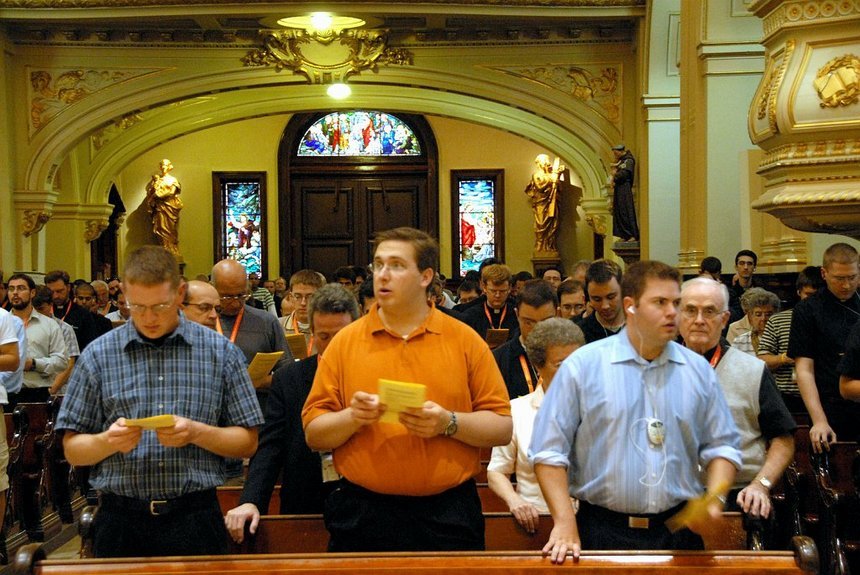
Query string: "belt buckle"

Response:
xmin=149 ymin=499 xmax=169 ymax=516
xmin=628 ymin=516 xmax=649 ymax=529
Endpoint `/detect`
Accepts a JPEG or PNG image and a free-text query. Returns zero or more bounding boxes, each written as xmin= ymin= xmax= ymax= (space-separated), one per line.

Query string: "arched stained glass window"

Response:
xmin=297 ymin=111 xmax=421 ymax=157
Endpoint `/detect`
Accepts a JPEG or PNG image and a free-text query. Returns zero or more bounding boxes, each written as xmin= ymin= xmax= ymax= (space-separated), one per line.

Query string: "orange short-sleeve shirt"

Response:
xmin=302 ymin=305 xmax=510 ymax=496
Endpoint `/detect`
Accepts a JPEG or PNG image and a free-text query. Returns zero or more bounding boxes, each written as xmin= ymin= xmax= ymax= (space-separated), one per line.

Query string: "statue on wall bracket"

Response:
xmin=146 ymin=159 xmax=183 ymax=258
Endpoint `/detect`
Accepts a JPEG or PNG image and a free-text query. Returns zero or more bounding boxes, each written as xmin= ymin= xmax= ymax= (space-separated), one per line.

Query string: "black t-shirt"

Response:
xmin=575 ymin=312 xmax=622 ymax=344
xmin=788 ymin=288 xmax=860 ymax=401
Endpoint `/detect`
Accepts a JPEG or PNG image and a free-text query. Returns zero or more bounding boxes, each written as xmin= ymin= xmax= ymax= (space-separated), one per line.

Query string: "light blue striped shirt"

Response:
xmin=529 ymin=329 xmax=741 ymax=514
xmin=56 ymin=314 xmax=264 ymax=499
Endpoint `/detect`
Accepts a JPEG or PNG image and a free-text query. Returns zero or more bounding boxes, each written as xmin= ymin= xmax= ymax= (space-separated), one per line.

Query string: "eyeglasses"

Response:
xmin=290 ymin=293 xmax=313 ymax=303
xmin=184 ymin=302 xmax=221 ymax=314
xmin=126 ymin=301 xmax=175 ymax=315
xmin=8 ymin=285 xmax=31 ymax=292
xmin=560 ymin=303 xmax=587 ymax=314
xmin=219 ymin=293 xmax=249 ymax=302
xmin=829 ymin=274 xmax=858 ymax=284
xmin=485 ymin=287 xmax=510 ymax=297
xmin=680 ymin=305 xmax=725 ymax=320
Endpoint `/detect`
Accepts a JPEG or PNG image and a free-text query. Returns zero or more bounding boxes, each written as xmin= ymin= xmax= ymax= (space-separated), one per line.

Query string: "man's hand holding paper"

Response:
xmin=106 ymin=418 xmax=143 ymax=453
xmin=401 ymin=401 xmax=450 ymax=438
xmin=349 ymin=391 xmax=386 ymax=427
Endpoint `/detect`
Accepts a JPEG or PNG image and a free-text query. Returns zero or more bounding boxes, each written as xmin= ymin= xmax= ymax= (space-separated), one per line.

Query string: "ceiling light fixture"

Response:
xmin=327 ymin=83 xmax=352 ymax=99
xmin=276 ymin=13 xmax=366 ymax=33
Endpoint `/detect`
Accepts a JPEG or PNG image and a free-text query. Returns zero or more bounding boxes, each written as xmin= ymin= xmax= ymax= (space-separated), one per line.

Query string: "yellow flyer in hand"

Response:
xmin=665 ymin=481 xmax=730 ymax=533
xmin=378 ymin=379 xmax=426 ymax=424
xmin=125 ymin=414 xmax=176 ymax=429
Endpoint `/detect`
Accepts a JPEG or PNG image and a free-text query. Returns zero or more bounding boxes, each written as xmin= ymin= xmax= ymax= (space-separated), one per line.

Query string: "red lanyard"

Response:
xmin=519 ymin=354 xmax=535 ymax=393
xmin=60 ymin=300 xmax=72 ymax=322
xmin=484 ymin=303 xmax=507 ymax=329
xmin=216 ymin=306 xmax=244 ymax=343
xmin=709 ymin=345 xmax=723 ymax=368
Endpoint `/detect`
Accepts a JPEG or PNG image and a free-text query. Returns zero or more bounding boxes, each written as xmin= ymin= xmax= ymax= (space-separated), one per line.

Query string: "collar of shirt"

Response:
xmin=118 ymin=312 xmax=192 ymax=350
xmin=610 ymin=328 xmax=688 ymax=368
xmin=529 ymin=384 xmax=545 ymax=410
xmin=368 ymin=303 xmax=444 ymax=338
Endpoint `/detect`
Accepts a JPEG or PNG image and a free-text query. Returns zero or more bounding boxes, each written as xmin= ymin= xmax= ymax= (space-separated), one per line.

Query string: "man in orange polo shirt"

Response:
xmin=302 ymin=227 xmax=512 ymax=552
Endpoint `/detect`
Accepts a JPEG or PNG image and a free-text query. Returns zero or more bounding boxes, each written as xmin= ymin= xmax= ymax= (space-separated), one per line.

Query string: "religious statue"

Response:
xmin=525 ymin=153 xmax=565 ymax=253
xmin=146 ymin=158 xmax=183 ymax=256
xmin=610 ymin=144 xmax=639 ymax=242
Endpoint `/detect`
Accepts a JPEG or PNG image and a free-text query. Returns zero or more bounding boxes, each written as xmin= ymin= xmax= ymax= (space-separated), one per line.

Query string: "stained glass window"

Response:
xmin=298 ymin=111 xmax=421 ymax=157
xmin=213 ymin=173 xmax=267 ymax=276
xmin=451 ymin=170 xmax=504 ymax=279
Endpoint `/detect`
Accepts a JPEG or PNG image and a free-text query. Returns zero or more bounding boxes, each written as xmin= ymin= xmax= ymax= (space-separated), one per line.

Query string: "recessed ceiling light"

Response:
xmin=327 ymin=83 xmax=351 ymax=99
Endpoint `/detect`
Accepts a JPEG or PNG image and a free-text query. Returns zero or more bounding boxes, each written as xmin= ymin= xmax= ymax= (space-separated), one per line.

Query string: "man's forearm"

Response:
xmin=535 ymin=463 xmax=576 ymax=525
xmin=757 ymin=435 xmax=794 ymax=485
xmin=304 ymin=410 xmax=362 ymax=451
xmin=0 ymin=343 xmax=20 ymax=372
xmin=452 ymin=410 xmax=511 ymax=447
xmin=194 ymin=424 xmax=258 ymax=458
xmin=839 ymin=375 xmax=860 ymax=401
xmin=796 ymin=358 xmax=827 ymax=424
xmin=704 ymin=457 xmax=736 ymax=497
xmin=62 ymin=430 xmax=117 ymax=466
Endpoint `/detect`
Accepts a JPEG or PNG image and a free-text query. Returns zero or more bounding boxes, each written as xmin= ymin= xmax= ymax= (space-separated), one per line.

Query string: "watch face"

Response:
xmin=759 ymin=477 xmax=772 ymax=489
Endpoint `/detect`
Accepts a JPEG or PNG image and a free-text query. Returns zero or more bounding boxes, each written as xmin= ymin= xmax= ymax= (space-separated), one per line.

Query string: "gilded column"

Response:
xmin=13 ymin=189 xmax=60 ymax=272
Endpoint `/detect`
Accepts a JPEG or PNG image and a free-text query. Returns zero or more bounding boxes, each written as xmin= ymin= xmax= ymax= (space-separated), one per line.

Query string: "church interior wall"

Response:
xmin=66 ymin=112 xmax=582 ymax=281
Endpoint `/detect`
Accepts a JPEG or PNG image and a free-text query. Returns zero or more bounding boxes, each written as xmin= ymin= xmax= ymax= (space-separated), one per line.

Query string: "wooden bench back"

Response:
xmin=12 ymin=536 xmax=820 ymax=575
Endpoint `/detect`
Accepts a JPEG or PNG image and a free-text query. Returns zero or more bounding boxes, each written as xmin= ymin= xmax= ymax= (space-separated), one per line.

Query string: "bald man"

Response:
xmin=211 ymin=259 xmax=291 ymax=395
xmin=182 ymin=280 xmax=221 ymax=329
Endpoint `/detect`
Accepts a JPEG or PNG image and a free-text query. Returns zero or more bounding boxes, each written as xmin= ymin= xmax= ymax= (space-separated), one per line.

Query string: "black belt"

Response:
xmin=578 ymin=500 xmax=686 ymax=530
xmin=99 ymin=488 xmax=217 ymax=517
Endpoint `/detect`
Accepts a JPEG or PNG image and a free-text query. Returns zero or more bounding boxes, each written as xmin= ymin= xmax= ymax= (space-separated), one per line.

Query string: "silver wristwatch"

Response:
xmin=758 ymin=476 xmax=773 ymax=490
xmin=443 ymin=411 xmax=458 ymax=437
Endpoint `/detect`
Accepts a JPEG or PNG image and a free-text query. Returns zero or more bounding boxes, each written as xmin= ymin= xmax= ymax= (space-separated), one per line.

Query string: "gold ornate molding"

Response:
xmin=91 ymin=111 xmax=144 ymax=152
xmin=758 ymin=1 xmax=860 ymax=40
xmin=490 ymin=64 xmax=621 ymax=127
xmin=814 ymin=54 xmax=860 ymax=108
xmin=28 ymin=67 xmax=160 ymax=137
xmin=243 ymin=29 xmax=412 ymax=84
xmin=21 ymin=210 xmax=52 ymax=237
xmin=84 ymin=219 xmax=109 ymax=242
xmin=758 ymin=139 xmax=860 ymax=170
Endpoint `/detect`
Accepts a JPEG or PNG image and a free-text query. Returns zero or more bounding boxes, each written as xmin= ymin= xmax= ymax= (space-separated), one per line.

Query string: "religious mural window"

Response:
xmin=450 ymin=170 xmax=505 ymax=279
xmin=297 ymin=111 xmax=422 ymax=157
xmin=213 ymin=172 xmax=267 ymax=277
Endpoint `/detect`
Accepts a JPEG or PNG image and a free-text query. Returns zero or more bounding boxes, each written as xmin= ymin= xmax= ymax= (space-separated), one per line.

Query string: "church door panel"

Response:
xmin=292 ymin=176 xmax=427 ymax=276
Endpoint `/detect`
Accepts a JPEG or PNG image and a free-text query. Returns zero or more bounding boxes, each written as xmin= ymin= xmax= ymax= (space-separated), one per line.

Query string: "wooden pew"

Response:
xmin=216 ymin=483 xmax=509 ymax=515
xmin=13 ymin=536 xmax=821 ymax=575
xmin=222 ymin=512 xmax=749 ymax=554
xmin=811 ymin=442 xmax=859 ymax=575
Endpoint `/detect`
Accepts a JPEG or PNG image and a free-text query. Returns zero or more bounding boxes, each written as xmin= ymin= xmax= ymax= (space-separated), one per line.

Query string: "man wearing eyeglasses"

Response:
xmin=278 ymin=269 xmax=325 ymax=354
xmin=789 ymin=242 xmax=860 ymax=449
xmin=181 ymin=280 xmax=221 ymax=330
xmin=212 ymin=259 xmax=292 ymax=390
xmin=462 ymin=264 xmax=518 ymax=347
xmin=679 ymin=277 xmax=795 ymax=525
xmin=56 ymin=246 xmax=264 ymax=558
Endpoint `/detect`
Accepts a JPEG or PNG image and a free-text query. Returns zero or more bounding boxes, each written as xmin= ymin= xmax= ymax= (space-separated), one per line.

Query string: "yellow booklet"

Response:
xmin=125 ymin=414 xmax=175 ymax=429
xmin=378 ymin=379 xmax=426 ymax=424
xmin=285 ymin=333 xmax=309 ymax=360
xmin=247 ymin=351 xmax=284 ymax=382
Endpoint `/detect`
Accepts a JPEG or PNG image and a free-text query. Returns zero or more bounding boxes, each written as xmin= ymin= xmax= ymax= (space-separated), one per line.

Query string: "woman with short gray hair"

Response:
xmin=487 ymin=318 xmax=584 ymax=534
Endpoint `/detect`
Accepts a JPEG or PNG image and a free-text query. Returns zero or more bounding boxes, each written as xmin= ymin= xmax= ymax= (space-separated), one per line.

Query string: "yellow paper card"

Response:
xmin=125 ymin=414 xmax=176 ymax=429
xmin=378 ymin=379 xmax=426 ymax=424
xmin=247 ymin=351 xmax=284 ymax=382
xmin=285 ymin=334 xmax=308 ymax=360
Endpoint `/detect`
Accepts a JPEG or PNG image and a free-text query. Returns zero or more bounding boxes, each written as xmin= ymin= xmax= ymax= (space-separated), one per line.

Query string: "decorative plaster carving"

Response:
xmin=761 ymin=1 xmax=860 ymax=38
xmin=768 ymin=40 xmax=794 ymax=133
xmin=585 ymin=213 xmax=609 ymax=237
xmin=28 ymin=67 xmax=159 ymax=136
xmin=490 ymin=64 xmax=621 ymax=126
xmin=243 ymin=29 xmax=412 ymax=84
xmin=813 ymin=54 xmax=860 ymax=108
xmin=91 ymin=111 xmax=144 ymax=151
xmin=84 ymin=219 xmax=110 ymax=242
xmin=21 ymin=210 xmax=52 ymax=237
xmin=759 ymin=139 xmax=859 ymax=169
